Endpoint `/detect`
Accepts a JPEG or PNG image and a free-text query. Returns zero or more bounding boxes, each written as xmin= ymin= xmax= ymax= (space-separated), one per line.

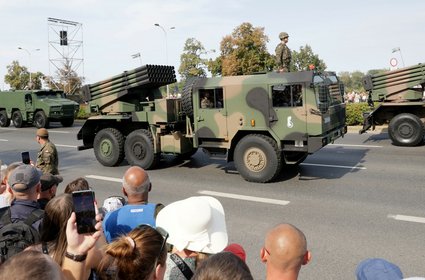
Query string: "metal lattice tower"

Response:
xmin=47 ymin=17 xmax=84 ymax=95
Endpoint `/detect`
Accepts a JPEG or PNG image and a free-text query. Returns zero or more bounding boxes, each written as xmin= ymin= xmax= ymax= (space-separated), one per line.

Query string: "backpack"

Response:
xmin=0 ymin=207 xmax=44 ymax=263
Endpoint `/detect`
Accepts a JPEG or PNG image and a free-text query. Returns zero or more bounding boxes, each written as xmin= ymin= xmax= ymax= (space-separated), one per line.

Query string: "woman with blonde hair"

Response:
xmin=98 ymin=225 xmax=168 ymax=280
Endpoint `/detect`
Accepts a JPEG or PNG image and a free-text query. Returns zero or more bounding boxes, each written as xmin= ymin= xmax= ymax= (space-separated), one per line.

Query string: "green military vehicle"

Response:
xmin=360 ymin=63 xmax=425 ymax=146
xmin=0 ymin=90 xmax=79 ymax=128
xmin=77 ymin=65 xmax=346 ymax=183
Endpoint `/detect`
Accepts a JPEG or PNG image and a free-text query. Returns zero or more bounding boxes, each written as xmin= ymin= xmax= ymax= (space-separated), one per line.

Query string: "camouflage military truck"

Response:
xmin=77 ymin=65 xmax=346 ymax=183
xmin=360 ymin=63 xmax=425 ymax=146
xmin=0 ymin=90 xmax=79 ymax=128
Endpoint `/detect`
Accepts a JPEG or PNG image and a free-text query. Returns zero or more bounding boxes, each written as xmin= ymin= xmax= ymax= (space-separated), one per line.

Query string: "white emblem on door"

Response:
xmin=287 ymin=116 xmax=294 ymax=128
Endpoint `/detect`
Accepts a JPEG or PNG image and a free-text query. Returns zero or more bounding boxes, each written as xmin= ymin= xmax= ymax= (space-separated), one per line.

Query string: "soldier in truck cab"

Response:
xmin=201 ymin=92 xmax=213 ymax=109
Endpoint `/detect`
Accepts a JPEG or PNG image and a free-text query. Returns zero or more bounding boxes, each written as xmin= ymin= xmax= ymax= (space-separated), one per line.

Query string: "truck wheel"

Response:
xmin=124 ymin=129 xmax=159 ymax=170
xmin=388 ymin=113 xmax=424 ymax=146
xmin=181 ymin=77 xmax=199 ymax=117
xmin=0 ymin=110 xmax=10 ymax=127
xmin=34 ymin=111 xmax=49 ymax=128
xmin=12 ymin=110 xmax=23 ymax=128
xmin=61 ymin=118 xmax=74 ymax=127
xmin=93 ymin=128 xmax=125 ymax=166
xmin=234 ymin=134 xmax=282 ymax=183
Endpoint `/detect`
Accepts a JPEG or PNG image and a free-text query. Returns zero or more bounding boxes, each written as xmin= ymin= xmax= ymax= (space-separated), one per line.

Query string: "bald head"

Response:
xmin=262 ymin=224 xmax=310 ymax=279
xmin=122 ymin=166 xmax=151 ymax=196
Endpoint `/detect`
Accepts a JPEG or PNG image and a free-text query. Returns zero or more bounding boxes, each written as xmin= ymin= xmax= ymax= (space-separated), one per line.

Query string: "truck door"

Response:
xmin=24 ymin=94 xmax=33 ymax=114
xmin=270 ymin=83 xmax=307 ymax=140
xmin=194 ymin=88 xmax=228 ymax=141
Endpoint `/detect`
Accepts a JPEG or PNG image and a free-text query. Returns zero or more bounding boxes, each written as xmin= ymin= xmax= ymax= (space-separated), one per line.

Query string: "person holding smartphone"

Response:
xmin=35 ymin=128 xmax=59 ymax=175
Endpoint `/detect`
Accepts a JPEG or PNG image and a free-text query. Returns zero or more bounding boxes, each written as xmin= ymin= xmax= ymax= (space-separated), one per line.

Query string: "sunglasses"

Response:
xmin=136 ymin=224 xmax=169 ymax=258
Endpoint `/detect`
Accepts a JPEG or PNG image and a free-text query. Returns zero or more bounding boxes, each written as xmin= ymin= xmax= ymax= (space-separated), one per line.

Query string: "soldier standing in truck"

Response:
xmin=275 ymin=32 xmax=291 ymax=72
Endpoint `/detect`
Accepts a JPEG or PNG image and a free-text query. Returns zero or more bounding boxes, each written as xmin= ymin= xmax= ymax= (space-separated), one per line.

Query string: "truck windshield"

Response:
xmin=34 ymin=91 xmax=63 ymax=99
xmin=313 ymin=73 xmax=344 ymax=113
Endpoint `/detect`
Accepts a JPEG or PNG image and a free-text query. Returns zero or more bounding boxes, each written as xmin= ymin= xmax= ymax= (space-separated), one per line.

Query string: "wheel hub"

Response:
xmin=100 ymin=139 xmax=113 ymax=157
xmin=399 ymin=124 xmax=413 ymax=138
xmin=132 ymin=143 xmax=146 ymax=159
xmin=244 ymin=147 xmax=266 ymax=172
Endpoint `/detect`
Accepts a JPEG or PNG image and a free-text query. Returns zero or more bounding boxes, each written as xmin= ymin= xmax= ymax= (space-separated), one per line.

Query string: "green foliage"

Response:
xmin=76 ymin=104 xmax=90 ymax=119
xmin=4 ymin=60 xmax=44 ymax=90
xmin=291 ymin=45 xmax=326 ymax=72
xmin=337 ymin=70 xmax=366 ymax=93
xmin=178 ymin=38 xmax=211 ymax=80
xmin=345 ymin=102 xmax=371 ymax=125
xmin=210 ymin=22 xmax=274 ymax=76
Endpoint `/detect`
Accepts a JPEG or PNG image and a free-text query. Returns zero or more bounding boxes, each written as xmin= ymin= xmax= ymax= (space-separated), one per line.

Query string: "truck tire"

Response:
xmin=0 ymin=110 xmax=10 ymax=127
xmin=34 ymin=111 xmax=49 ymax=128
xmin=60 ymin=118 xmax=74 ymax=127
xmin=234 ymin=134 xmax=282 ymax=183
xmin=124 ymin=129 xmax=159 ymax=170
xmin=388 ymin=113 xmax=424 ymax=146
xmin=93 ymin=128 xmax=125 ymax=166
xmin=12 ymin=110 xmax=23 ymax=128
xmin=181 ymin=77 xmax=199 ymax=117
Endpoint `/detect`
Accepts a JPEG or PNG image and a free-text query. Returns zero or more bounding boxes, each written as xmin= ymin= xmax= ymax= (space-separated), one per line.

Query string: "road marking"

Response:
xmin=388 ymin=214 xmax=425 ymax=224
xmin=49 ymin=130 xmax=70 ymax=134
xmin=198 ymin=190 xmax=290 ymax=206
xmin=0 ymin=139 xmax=7 ymax=142
xmin=56 ymin=144 xmax=78 ymax=148
xmin=86 ymin=175 xmax=123 ymax=183
xmin=300 ymin=163 xmax=366 ymax=170
xmin=329 ymin=143 xmax=383 ymax=148
xmin=0 ymin=128 xmax=17 ymax=131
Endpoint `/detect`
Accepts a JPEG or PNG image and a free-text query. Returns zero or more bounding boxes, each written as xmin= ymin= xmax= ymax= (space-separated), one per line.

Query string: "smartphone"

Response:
xmin=21 ymin=151 xmax=30 ymax=165
xmin=72 ymin=190 xmax=97 ymax=234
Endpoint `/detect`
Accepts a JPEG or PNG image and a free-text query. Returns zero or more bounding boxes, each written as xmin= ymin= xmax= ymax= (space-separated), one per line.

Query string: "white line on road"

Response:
xmin=300 ymin=163 xmax=367 ymax=170
xmin=0 ymin=139 xmax=8 ymax=141
xmin=198 ymin=190 xmax=290 ymax=206
xmin=387 ymin=214 xmax=425 ymax=224
xmin=329 ymin=143 xmax=383 ymax=148
xmin=0 ymin=128 xmax=17 ymax=131
xmin=56 ymin=144 xmax=78 ymax=148
xmin=86 ymin=175 xmax=123 ymax=183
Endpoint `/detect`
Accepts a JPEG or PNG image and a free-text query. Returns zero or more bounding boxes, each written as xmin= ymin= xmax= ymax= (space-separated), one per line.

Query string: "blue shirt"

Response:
xmin=103 ymin=203 xmax=157 ymax=243
xmin=0 ymin=199 xmax=43 ymax=231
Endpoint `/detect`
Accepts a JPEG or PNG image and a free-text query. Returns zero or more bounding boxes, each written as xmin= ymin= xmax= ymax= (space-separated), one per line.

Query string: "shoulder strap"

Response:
xmin=0 ymin=207 xmax=12 ymax=225
xmin=170 ymin=253 xmax=194 ymax=280
xmin=24 ymin=209 xmax=44 ymax=226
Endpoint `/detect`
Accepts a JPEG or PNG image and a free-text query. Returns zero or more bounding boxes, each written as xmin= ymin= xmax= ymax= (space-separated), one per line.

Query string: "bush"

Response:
xmin=346 ymin=103 xmax=371 ymax=125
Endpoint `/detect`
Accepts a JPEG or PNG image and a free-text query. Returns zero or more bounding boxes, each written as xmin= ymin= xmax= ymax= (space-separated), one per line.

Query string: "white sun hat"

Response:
xmin=156 ymin=196 xmax=228 ymax=254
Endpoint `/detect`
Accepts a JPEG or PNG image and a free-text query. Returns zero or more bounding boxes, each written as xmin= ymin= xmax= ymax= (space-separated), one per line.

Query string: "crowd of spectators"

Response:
xmin=344 ymin=91 xmax=368 ymax=103
xmin=0 ymin=128 xmax=423 ymax=279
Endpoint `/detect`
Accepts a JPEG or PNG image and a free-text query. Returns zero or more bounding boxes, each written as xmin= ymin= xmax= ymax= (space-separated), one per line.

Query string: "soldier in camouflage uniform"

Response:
xmin=275 ymin=32 xmax=291 ymax=72
xmin=35 ymin=128 xmax=59 ymax=175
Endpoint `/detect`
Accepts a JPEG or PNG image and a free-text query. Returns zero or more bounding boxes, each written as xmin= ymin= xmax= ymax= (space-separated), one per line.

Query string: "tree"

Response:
xmin=291 ymin=45 xmax=326 ymax=72
xmin=45 ymin=59 xmax=84 ymax=95
xmin=337 ymin=70 xmax=366 ymax=92
xmin=4 ymin=60 xmax=44 ymax=90
xmin=209 ymin=22 xmax=274 ymax=76
xmin=178 ymin=38 xmax=212 ymax=80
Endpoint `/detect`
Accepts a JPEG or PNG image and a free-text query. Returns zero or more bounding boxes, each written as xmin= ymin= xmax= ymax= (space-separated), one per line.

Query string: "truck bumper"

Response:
xmin=308 ymin=125 xmax=347 ymax=153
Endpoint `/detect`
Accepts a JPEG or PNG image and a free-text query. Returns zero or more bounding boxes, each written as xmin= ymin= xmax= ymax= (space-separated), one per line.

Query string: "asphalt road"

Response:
xmin=1 ymin=123 xmax=424 ymax=279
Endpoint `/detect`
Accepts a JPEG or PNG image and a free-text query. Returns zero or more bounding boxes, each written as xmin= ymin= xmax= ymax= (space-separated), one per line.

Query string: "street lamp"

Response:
xmin=392 ymin=47 xmax=405 ymax=67
xmin=154 ymin=23 xmax=175 ymax=97
xmin=18 ymin=47 xmax=40 ymax=89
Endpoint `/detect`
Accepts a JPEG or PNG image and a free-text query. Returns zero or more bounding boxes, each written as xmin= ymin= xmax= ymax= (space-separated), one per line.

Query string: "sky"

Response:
xmin=1 ymin=0 xmax=424 ymax=90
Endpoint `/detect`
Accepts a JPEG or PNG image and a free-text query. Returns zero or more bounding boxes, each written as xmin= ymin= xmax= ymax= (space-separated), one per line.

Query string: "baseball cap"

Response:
xmin=224 ymin=243 xmax=246 ymax=262
xmin=8 ymin=165 xmax=42 ymax=192
xmin=102 ymin=196 xmax=126 ymax=213
xmin=40 ymin=173 xmax=63 ymax=192
xmin=356 ymin=258 xmax=403 ymax=280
